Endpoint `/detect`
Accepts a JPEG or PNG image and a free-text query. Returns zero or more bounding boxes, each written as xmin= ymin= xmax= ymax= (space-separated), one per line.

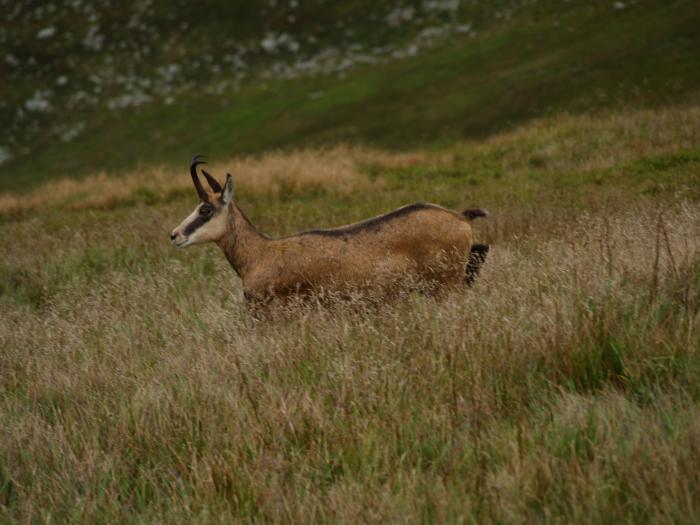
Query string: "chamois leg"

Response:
xmin=465 ymin=244 xmax=489 ymax=286
xmin=243 ymin=290 xmax=274 ymax=321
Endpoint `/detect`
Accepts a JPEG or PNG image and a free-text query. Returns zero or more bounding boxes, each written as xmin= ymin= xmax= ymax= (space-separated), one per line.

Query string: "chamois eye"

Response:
xmin=200 ymin=204 xmax=213 ymax=217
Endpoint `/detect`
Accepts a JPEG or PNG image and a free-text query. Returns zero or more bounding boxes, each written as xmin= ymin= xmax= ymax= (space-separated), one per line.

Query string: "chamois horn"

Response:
xmin=201 ymin=170 xmax=223 ymax=193
xmin=190 ymin=154 xmax=208 ymax=200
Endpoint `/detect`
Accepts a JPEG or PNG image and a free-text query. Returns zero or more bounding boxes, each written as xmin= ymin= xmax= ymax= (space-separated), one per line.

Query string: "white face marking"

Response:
xmin=170 ymin=202 xmax=229 ymax=248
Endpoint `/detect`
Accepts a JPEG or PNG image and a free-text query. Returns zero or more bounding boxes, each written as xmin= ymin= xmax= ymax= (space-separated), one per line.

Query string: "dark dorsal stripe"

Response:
xmin=297 ymin=202 xmax=439 ymax=238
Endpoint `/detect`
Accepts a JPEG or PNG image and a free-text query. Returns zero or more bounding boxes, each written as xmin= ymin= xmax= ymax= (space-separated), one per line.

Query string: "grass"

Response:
xmin=1 ymin=102 xmax=699 ymax=522
xmin=2 ymin=102 xmax=698 ymax=221
xmin=3 ymin=0 xmax=700 ymax=192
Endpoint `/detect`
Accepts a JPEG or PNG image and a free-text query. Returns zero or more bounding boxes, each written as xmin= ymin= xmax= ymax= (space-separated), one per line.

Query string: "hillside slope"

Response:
xmin=1 ymin=0 xmax=699 ymax=191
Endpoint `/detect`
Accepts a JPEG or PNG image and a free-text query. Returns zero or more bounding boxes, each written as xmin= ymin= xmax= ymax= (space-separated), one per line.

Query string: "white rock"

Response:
xmin=82 ymin=25 xmax=104 ymax=51
xmin=423 ymin=0 xmax=460 ymax=13
xmin=58 ymin=122 xmax=85 ymax=142
xmin=107 ymin=91 xmax=152 ymax=110
xmin=260 ymin=32 xmax=299 ymax=53
xmin=387 ymin=7 xmax=415 ymax=27
xmin=36 ymin=26 xmax=57 ymax=39
xmin=158 ymin=63 xmax=181 ymax=82
xmin=25 ymin=90 xmax=53 ymax=112
xmin=261 ymin=33 xmax=279 ymax=52
xmin=5 ymin=53 xmax=19 ymax=67
xmin=0 ymin=146 xmax=12 ymax=165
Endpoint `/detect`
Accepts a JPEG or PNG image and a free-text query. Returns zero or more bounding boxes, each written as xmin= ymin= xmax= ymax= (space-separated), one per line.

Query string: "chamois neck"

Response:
xmin=216 ymin=203 xmax=268 ymax=279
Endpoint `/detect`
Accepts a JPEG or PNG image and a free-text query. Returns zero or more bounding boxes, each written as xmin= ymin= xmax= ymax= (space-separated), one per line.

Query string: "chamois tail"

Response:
xmin=465 ymin=243 xmax=489 ymax=286
xmin=462 ymin=208 xmax=488 ymax=221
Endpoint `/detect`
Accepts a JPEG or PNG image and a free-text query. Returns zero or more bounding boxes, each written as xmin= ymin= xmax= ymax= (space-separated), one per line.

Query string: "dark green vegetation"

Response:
xmin=2 ymin=0 xmax=699 ymax=191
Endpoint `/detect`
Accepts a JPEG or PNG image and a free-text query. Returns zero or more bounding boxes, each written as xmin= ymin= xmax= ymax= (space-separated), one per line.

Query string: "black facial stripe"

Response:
xmin=184 ymin=213 xmax=212 ymax=236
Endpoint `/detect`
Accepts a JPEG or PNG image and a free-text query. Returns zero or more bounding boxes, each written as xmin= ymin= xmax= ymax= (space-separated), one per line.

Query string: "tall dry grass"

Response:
xmin=1 ymin=101 xmax=699 ymax=521
xmin=0 ymin=145 xmax=422 ymax=217
xmin=1 ymin=190 xmax=698 ymax=521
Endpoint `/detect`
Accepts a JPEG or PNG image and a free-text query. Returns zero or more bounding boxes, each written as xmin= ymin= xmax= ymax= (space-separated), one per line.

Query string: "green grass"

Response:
xmin=3 ymin=0 xmax=700 ymax=192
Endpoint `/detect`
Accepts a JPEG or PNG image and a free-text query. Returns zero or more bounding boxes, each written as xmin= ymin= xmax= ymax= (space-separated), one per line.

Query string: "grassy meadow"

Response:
xmin=2 ymin=102 xmax=700 ymax=522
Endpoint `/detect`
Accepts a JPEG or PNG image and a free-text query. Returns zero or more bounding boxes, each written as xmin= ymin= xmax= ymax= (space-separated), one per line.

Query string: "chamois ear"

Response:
xmin=201 ymin=170 xmax=223 ymax=193
xmin=221 ymin=173 xmax=234 ymax=204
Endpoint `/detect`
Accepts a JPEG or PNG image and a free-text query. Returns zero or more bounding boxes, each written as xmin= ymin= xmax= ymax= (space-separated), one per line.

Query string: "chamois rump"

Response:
xmin=170 ymin=156 xmax=489 ymax=309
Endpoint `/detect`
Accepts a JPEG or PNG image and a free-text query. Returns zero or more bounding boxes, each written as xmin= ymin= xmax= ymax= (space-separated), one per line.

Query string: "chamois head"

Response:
xmin=170 ymin=155 xmax=234 ymax=248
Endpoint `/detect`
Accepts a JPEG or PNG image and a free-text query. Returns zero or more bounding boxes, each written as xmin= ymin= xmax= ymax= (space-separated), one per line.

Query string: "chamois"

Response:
xmin=170 ymin=156 xmax=489 ymax=309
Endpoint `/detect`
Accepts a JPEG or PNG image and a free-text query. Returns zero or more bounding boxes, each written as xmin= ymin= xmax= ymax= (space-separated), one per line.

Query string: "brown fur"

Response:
xmin=217 ymin=202 xmax=481 ymax=307
xmin=171 ymin=165 xmax=488 ymax=310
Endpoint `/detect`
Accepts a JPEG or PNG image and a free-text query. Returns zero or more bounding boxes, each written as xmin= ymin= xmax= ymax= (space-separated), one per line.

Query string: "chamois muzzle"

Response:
xmin=190 ymin=154 xmax=208 ymax=200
